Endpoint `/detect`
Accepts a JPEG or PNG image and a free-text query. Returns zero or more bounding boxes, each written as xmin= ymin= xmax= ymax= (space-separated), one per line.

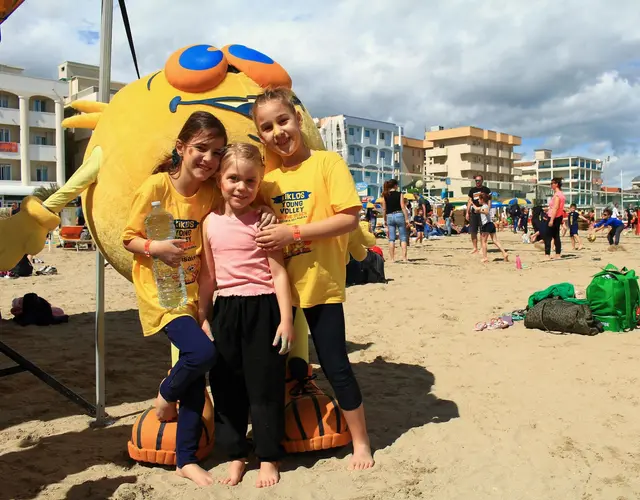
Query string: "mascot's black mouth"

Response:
xmin=169 ymin=95 xmax=256 ymax=118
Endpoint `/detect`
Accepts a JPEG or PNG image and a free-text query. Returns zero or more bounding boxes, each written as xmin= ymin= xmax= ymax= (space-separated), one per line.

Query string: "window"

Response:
xmin=33 ymin=99 xmax=46 ymax=112
xmin=348 ymin=127 xmax=354 ymax=136
xmin=380 ymin=132 xmax=385 ymax=140
xmin=348 ymin=146 xmax=354 ymax=155
xmin=0 ymin=164 xmax=11 ymax=180
xmin=0 ymin=128 xmax=9 ymax=142
xmin=0 ymin=94 xmax=8 ymax=108
xmin=36 ymin=166 xmax=48 ymax=182
xmin=364 ymin=130 xmax=370 ymax=138
xmin=380 ymin=151 xmax=386 ymax=159
xmin=365 ymin=150 xmax=371 ymax=158
xmin=34 ymin=135 xmax=47 ymax=145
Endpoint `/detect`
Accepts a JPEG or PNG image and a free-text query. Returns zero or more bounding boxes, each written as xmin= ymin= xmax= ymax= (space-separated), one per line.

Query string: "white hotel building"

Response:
xmin=317 ymin=115 xmax=398 ymax=198
xmin=0 ymin=64 xmax=67 ymax=205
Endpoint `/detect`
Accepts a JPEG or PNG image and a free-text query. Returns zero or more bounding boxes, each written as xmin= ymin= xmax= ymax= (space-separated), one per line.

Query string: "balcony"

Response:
xmin=0 ymin=107 xmax=20 ymax=126
xmin=486 ymin=164 xmax=498 ymax=174
xmin=459 ymin=144 xmax=484 ymax=155
xmin=460 ymin=162 xmax=485 ymax=175
xmin=485 ymin=148 xmax=498 ymax=157
xmin=512 ymin=152 xmax=523 ymax=160
xmin=0 ymin=142 xmax=21 ymax=161
xmin=29 ymin=144 xmax=56 ymax=162
xmin=29 ymin=111 xmax=56 ymax=129
xmin=499 ymin=166 xmax=511 ymax=175
xmin=426 ymin=147 xmax=447 ymax=158
xmin=424 ymin=164 xmax=448 ymax=175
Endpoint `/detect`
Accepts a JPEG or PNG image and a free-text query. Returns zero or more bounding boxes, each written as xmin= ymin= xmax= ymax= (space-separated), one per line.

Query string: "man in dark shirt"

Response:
xmin=442 ymin=197 xmax=454 ymax=236
xmin=466 ymin=175 xmax=491 ymax=254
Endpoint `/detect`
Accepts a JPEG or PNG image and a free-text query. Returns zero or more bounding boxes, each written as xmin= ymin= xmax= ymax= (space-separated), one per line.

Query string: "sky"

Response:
xmin=1 ymin=0 xmax=639 ymax=185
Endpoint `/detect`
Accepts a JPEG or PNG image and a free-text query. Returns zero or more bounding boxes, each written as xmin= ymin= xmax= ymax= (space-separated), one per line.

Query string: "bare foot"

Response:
xmin=256 ymin=461 xmax=280 ymax=488
xmin=470 ymin=249 xmax=478 ymax=255
xmin=503 ymin=253 xmax=509 ymax=262
xmin=155 ymin=388 xmax=177 ymax=422
xmin=348 ymin=444 xmax=375 ymax=471
xmin=176 ymin=464 xmax=214 ymax=487
xmin=481 ymin=258 xmax=489 ymax=263
xmin=219 ymin=459 xmax=246 ymax=486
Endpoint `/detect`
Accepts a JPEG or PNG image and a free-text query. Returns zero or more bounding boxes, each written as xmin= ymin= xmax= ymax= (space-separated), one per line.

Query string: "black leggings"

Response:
xmin=608 ymin=225 xmax=624 ymax=246
xmin=543 ymin=216 xmax=563 ymax=255
xmin=296 ymin=303 xmax=363 ymax=411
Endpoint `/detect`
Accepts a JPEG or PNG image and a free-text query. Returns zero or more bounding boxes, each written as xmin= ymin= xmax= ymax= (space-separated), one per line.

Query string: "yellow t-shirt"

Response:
xmin=122 ymin=173 xmax=216 ymax=336
xmin=262 ymin=151 xmax=361 ymax=308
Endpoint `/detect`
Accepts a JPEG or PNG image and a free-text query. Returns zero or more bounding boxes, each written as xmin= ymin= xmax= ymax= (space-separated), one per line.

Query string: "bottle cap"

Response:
xmin=151 ymin=201 xmax=161 ymax=207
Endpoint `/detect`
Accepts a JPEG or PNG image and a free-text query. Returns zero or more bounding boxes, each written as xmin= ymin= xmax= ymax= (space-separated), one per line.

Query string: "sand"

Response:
xmin=2 ymin=230 xmax=640 ymax=500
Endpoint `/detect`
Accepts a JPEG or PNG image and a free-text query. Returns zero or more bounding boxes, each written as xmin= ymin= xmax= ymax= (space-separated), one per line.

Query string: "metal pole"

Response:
xmin=93 ymin=0 xmax=114 ymax=426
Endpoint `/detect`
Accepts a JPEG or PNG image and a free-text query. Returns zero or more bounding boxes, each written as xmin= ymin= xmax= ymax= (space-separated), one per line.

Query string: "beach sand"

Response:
xmin=2 ymin=230 xmax=640 ymax=499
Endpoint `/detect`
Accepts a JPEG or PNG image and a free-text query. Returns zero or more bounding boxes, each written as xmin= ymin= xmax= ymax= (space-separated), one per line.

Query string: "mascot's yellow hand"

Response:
xmin=0 ymin=196 xmax=61 ymax=271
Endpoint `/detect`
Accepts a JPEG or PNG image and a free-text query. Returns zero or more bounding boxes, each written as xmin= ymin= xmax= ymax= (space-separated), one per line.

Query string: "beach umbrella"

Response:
xmin=503 ymin=198 xmax=531 ymax=205
xmin=403 ymin=192 xmax=417 ymax=201
xmin=376 ymin=196 xmax=383 ymax=203
xmin=0 ymin=0 xmax=25 ymax=39
xmin=491 ymin=201 xmax=504 ymax=208
xmin=362 ymin=202 xmax=375 ymax=209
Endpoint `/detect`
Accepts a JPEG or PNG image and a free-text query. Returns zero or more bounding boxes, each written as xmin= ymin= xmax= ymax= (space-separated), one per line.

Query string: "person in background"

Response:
xmin=442 ymin=197 xmax=454 ymax=236
xmin=413 ymin=207 xmax=425 ymax=244
xmin=544 ymin=177 xmax=566 ymax=259
xmin=365 ymin=206 xmax=377 ymax=233
xmin=76 ymin=198 xmax=86 ymax=227
xmin=567 ymin=203 xmax=589 ymax=250
xmin=593 ymin=208 xmax=625 ymax=250
xmin=611 ymin=203 xmax=620 ymax=219
xmin=10 ymin=202 xmax=20 ymax=216
xmin=466 ymin=175 xmax=491 ymax=254
xmin=381 ymin=179 xmax=410 ymax=263
xmin=509 ymin=202 xmax=521 ymax=233
xmin=519 ymin=207 xmax=529 ymax=234
xmin=405 ymin=199 xmax=413 ymax=223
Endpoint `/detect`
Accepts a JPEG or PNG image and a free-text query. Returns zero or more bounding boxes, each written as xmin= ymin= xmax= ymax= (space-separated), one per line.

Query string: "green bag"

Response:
xmin=586 ymin=264 xmax=640 ymax=332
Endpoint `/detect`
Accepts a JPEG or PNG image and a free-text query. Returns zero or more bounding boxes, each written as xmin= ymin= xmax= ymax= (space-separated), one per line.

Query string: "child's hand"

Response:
xmin=273 ymin=321 xmax=295 ymax=355
xmin=258 ymin=206 xmax=278 ymax=229
xmin=150 ymin=239 xmax=185 ymax=267
xmin=256 ymin=224 xmax=294 ymax=251
xmin=201 ymin=319 xmax=213 ymax=341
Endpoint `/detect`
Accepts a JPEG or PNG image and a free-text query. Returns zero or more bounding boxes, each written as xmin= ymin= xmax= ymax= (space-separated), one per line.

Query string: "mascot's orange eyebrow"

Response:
xmin=147 ymin=71 xmax=161 ymax=90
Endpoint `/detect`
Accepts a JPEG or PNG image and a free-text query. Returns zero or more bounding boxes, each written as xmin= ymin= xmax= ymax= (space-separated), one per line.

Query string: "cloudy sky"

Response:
xmin=1 ymin=0 xmax=639 ymax=184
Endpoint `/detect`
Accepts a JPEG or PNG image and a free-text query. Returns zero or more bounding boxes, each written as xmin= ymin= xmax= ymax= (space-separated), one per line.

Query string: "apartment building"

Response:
xmin=394 ymin=135 xmax=427 ymax=188
xmin=0 ymin=64 xmax=68 ymax=206
xmin=318 ymin=115 xmax=398 ymax=197
xmin=424 ymin=126 xmax=524 ymax=198
xmin=515 ymin=149 xmax=603 ymax=207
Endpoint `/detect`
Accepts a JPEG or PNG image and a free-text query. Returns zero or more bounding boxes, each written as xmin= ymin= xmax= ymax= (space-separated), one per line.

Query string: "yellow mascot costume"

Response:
xmin=0 ymin=43 xmax=356 ymax=463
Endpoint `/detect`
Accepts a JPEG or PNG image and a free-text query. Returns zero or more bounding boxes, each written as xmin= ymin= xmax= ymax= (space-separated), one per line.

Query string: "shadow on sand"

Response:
xmin=0 ymin=309 xmax=172 ymax=430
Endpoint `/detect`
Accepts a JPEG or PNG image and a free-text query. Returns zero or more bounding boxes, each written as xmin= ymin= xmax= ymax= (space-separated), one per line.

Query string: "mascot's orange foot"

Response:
xmin=128 ymin=389 xmax=215 ymax=466
xmin=283 ymin=357 xmax=352 ymax=453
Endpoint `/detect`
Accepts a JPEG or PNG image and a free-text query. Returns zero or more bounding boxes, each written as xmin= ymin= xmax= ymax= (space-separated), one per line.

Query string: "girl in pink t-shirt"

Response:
xmin=198 ymin=143 xmax=294 ymax=488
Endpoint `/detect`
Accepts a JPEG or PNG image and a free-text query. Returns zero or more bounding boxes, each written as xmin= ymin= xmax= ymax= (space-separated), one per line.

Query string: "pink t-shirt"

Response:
xmin=547 ymin=190 xmax=566 ymax=220
xmin=204 ymin=210 xmax=275 ymax=297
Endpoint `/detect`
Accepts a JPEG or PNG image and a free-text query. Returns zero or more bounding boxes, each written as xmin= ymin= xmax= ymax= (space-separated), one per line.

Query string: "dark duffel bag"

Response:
xmin=524 ymin=297 xmax=603 ymax=336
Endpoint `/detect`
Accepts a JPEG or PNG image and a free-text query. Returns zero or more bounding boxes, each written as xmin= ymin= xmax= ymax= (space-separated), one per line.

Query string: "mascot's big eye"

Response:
xmin=165 ymin=44 xmax=228 ymax=93
xmin=222 ymin=44 xmax=292 ymax=89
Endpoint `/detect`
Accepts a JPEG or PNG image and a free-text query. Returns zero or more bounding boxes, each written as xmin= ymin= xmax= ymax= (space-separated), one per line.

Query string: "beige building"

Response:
xmin=424 ymin=126 xmax=524 ymax=198
xmin=394 ymin=135 xmax=427 ymax=187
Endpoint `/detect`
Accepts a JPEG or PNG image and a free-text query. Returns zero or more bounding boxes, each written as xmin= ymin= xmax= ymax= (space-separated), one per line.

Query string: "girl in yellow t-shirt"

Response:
xmin=122 ymin=111 xmax=226 ymax=487
xmin=251 ymin=88 xmax=375 ymax=471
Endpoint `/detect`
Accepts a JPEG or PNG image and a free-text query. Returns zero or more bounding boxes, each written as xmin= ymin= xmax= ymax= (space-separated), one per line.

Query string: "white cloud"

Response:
xmin=1 ymin=0 xmax=640 ymax=182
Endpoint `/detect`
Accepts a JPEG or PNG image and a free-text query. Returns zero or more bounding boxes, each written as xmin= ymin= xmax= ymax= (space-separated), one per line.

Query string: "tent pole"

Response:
xmin=93 ymin=0 xmax=114 ymax=426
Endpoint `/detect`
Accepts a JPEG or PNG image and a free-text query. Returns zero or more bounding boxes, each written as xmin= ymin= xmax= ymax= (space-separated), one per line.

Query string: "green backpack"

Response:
xmin=586 ymin=264 xmax=640 ymax=332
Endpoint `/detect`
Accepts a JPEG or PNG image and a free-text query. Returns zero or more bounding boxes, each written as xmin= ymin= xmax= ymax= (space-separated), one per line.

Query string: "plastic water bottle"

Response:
xmin=144 ymin=201 xmax=187 ymax=309
xmin=515 ymin=255 xmax=523 ymax=270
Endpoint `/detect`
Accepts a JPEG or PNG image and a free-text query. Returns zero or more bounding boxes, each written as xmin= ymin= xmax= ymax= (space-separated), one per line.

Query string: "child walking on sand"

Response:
xmin=567 ymin=203 xmax=589 ymax=250
xmin=251 ymin=87 xmax=375 ymax=471
xmin=122 ymin=112 xmax=227 ymax=487
xmin=199 ymin=143 xmax=294 ymax=488
xmin=476 ymin=193 xmax=508 ymax=263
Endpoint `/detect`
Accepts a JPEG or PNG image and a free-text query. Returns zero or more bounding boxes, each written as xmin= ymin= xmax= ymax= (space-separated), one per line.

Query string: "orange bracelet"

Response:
xmin=144 ymin=239 xmax=152 ymax=257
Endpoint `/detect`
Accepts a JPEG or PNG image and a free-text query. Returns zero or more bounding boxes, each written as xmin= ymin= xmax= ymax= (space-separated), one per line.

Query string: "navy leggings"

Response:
xmin=296 ymin=303 xmax=363 ymax=411
xmin=160 ymin=316 xmax=217 ymax=468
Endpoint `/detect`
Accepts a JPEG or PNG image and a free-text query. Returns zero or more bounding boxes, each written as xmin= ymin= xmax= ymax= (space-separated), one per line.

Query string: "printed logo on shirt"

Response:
xmin=283 ymin=240 xmax=312 ymax=260
xmin=173 ymin=219 xmax=200 ymax=284
xmin=271 ymin=191 xmax=312 ymax=222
